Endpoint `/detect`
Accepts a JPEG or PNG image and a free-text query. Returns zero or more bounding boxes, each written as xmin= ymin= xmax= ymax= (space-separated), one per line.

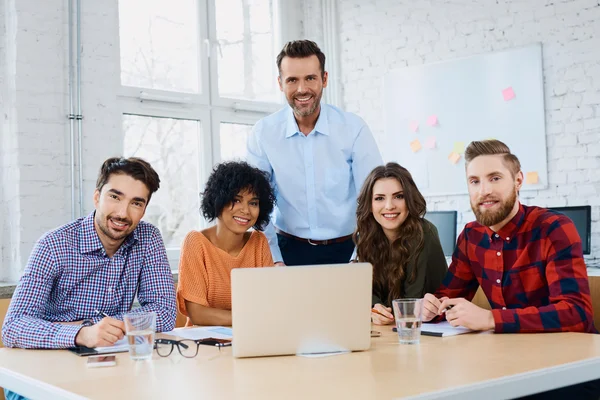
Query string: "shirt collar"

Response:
xmin=285 ymin=103 xmax=329 ymax=138
xmin=79 ymin=211 xmax=139 ymax=255
xmin=490 ymin=202 xmax=525 ymax=241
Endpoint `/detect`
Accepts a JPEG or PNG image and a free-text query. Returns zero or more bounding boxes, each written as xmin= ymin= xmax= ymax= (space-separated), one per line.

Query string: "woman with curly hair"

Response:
xmin=177 ymin=161 xmax=276 ymax=326
xmin=353 ymin=162 xmax=447 ymax=325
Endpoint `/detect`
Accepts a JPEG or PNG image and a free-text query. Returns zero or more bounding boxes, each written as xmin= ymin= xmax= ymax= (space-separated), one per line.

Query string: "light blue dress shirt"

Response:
xmin=247 ymin=103 xmax=383 ymax=262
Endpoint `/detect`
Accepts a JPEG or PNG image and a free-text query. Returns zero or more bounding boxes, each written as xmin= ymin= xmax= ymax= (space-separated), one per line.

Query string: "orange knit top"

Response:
xmin=177 ymin=230 xmax=273 ymax=325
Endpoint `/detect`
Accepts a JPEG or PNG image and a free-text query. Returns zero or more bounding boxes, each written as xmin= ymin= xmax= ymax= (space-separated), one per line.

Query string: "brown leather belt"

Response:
xmin=276 ymin=229 xmax=353 ymax=246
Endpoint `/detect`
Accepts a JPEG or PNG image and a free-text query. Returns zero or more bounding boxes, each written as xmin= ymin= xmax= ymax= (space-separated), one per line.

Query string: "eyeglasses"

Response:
xmin=154 ymin=338 xmax=230 ymax=358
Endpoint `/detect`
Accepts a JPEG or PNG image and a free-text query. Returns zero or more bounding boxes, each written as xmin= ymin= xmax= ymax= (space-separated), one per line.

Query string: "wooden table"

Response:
xmin=1 ymin=326 xmax=600 ymax=399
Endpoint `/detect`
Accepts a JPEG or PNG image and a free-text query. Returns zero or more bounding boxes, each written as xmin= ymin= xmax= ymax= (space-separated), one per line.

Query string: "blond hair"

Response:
xmin=464 ymin=140 xmax=521 ymax=177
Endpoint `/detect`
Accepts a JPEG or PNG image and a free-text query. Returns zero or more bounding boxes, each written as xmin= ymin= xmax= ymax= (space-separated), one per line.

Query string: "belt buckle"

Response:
xmin=307 ymin=239 xmax=320 ymax=246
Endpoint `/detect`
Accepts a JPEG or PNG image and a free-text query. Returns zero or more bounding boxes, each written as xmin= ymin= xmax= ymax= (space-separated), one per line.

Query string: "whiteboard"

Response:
xmin=382 ymin=44 xmax=547 ymax=196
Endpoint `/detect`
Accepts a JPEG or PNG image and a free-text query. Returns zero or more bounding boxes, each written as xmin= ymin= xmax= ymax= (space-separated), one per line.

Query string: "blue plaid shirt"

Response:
xmin=2 ymin=212 xmax=177 ymax=349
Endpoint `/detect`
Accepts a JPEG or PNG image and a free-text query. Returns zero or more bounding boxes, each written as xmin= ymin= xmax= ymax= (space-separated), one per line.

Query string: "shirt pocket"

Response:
xmin=324 ymin=166 xmax=351 ymax=197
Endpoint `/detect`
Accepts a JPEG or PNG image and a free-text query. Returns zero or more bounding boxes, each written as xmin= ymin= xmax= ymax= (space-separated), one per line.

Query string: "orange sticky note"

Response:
xmin=427 ymin=115 xmax=438 ymax=126
xmin=425 ymin=136 xmax=436 ymax=149
xmin=502 ymin=87 xmax=515 ymax=101
xmin=409 ymin=121 xmax=419 ymax=132
xmin=526 ymin=171 xmax=539 ymax=184
xmin=448 ymin=152 xmax=461 ymax=165
xmin=410 ymin=139 xmax=422 ymax=153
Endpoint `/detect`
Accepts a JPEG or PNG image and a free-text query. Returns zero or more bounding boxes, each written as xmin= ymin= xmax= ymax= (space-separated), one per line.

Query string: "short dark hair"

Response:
xmin=464 ymin=139 xmax=521 ymax=177
xmin=201 ymin=161 xmax=275 ymax=231
xmin=276 ymin=40 xmax=326 ymax=77
xmin=96 ymin=157 xmax=160 ymax=203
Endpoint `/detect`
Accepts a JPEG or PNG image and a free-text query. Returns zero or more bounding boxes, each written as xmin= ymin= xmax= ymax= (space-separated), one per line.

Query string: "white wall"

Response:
xmin=0 ymin=0 xmax=122 ymax=281
xmin=335 ymin=0 xmax=600 ymax=261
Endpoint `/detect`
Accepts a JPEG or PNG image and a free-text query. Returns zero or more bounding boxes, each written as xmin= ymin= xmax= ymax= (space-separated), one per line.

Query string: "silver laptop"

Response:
xmin=231 ymin=263 xmax=373 ymax=358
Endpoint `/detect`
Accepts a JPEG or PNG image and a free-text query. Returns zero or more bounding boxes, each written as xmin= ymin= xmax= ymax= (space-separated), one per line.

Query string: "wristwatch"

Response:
xmin=81 ymin=319 xmax=94 ymax=327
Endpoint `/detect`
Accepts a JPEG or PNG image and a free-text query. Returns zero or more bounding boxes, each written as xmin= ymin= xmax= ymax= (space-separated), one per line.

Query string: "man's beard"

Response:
xmin=288 ymin=89 xmax=322 ymax=117
xmin=471 ymin=189 xmax=517 ymax=227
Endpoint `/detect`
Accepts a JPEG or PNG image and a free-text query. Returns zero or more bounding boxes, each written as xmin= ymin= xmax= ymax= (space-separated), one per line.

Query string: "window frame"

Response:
xmin=116 ymin=0 xmax=294 ymax=269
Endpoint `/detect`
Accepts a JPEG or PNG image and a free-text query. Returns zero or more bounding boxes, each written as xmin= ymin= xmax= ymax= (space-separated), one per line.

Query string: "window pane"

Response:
xmin=215 ymin=0 xmax=280 ymax=102
xmin=123 ymin=115 xmax=201 ymax=248
xmin=119 ymin=0 xmax=200 ymax=93
xmin=220 ymin=122 xmax=252 ymax=161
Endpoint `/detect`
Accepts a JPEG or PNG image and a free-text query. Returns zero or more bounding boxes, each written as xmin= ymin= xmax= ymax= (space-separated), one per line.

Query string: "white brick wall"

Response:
xmin=336 ymin=0 xmax=600 ymax=262
xmin=0 ymin=0 xmax=122 ymax=281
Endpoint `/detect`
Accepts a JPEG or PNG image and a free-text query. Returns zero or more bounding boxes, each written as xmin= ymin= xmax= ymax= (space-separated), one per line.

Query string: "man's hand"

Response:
xmin=274 ymin=262 xmax=285 ymax=267
xmin=371 ymin=303 xmax=394 ymax=325
xmin=439 ymin=298 xmax=495 ymax=331
xmin=75 ymin=317 xmax=126 ymax=348
xmin=422 ymin=293 xmax=448 ymax=322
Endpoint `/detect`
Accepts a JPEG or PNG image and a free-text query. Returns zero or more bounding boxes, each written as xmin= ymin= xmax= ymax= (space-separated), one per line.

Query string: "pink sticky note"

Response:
xmin=409 ymin=121 xmax=419 ymax=132
xmin=427 ymin=115 xmax=438 ymax=126
xmin=425 ymin=136 xmax=436 ymax=149
xmin=502 ymin=87 xmax=515 ymax=101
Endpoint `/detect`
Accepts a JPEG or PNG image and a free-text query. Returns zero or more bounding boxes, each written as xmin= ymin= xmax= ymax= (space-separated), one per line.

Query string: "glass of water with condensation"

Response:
xmin=392 ymin=299 xmax=423 ymax=344
xmin=124 ymin=312 xmax=156 ymax=360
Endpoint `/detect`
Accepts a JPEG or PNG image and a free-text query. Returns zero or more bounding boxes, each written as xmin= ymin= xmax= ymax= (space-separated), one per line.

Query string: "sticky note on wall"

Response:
xmin=427 ymin=115 xmax=438 ymax=126
xmin=502 ymin=87 xmax=516 ymax=101
xmin=453 ymin=141 xmax=465 ymax=154
xmin=409 ymin=121 xmax=419 ymax=132
xmin=448 ymin=152 xmax=461 ymax=165
xmin=526 ymin=171 xmax=539 ymax=184
xmin=410 ymin=139 xmax=422 ymax=153
xmin=425 ymin=136 xmax=436 ymax=149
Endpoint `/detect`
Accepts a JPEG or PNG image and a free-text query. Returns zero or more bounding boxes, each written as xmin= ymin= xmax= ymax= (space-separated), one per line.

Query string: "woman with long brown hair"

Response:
xmin=353 ymin=162 xmax=447 ymax=325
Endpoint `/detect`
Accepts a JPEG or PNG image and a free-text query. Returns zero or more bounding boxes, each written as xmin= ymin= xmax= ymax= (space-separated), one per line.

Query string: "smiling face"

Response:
xmin=93 ymin=173 xmax=149 ymax=252
xmin=466 ymin=154 xmax=523 ymax=230
xmin=371 ymin=177 xmax=409 ymax=242
xmin=217 ymin=189 xmax=260 ymax=235
xmin=278 ymin=55 xmax=328 ymax=118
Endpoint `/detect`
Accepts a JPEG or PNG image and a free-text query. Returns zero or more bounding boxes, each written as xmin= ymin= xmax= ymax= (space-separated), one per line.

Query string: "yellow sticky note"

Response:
xmin=410 ymin=139 xmax=422 ymax=153
xmin=453 ymin=141 xmax=465 ymax=154
xmin=448 ymin=152 xmax=461 ymax=165
xmin=526 ymin=171 xmax=539 ymax=184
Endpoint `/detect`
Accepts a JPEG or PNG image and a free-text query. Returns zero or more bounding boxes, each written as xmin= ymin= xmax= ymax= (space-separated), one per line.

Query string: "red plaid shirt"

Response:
xmin=435 ymin=203 xmax=596 ymax=333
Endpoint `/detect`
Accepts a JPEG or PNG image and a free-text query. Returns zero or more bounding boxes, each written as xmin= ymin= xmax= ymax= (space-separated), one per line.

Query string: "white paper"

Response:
xmin=95 ymin=337 xmax=129 ymax=353
xmin=296 ymin=350 xmax=350 ymax=358
xmin=162 ymin=326 xmax=233 ymax=341
xmin=421 ymin=321 xmax=473 ymax=337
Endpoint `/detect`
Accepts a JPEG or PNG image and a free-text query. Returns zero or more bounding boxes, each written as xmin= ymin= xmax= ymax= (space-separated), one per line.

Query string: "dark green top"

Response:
xmin=369 ymin=219 xmax=448 ymax=307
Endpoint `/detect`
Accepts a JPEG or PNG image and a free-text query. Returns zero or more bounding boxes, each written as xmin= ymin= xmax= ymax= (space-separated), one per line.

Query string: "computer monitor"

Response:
xmin=425 ymin=211 xmax=458 ymax=257
xmin=548 ymin=206 xmax=591 ymax=255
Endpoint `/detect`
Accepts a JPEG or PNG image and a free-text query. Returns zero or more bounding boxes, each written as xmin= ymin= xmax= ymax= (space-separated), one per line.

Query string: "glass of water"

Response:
xmin=392 ymin=299 xmax=423 ymax=344
xmin=124 ymin=311 xmax=156 ymax=361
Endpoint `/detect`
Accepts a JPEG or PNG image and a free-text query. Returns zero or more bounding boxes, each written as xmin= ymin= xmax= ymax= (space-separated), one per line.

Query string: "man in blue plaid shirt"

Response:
xmin=2 ymin=157 xmax=176 ymax=351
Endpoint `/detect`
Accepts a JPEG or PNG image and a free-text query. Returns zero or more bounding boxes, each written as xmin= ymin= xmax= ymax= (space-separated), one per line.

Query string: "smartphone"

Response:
xmin=199 ymin=338 xmax=232 ymax=347
xmin=87 ymin=355 xmax=117 ymax=368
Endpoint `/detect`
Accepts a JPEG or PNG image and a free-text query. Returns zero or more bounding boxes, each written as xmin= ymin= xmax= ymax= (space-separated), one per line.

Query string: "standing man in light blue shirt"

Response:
xmin=247 ymin=40 xmax=382 ymax=266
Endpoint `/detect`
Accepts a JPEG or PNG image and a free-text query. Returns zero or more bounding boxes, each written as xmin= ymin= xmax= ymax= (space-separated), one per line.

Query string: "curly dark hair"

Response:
xmin=201 ymin=161 xmax=275 ymax=231
xmin=353 ymin=163 xmax=427 ymax=304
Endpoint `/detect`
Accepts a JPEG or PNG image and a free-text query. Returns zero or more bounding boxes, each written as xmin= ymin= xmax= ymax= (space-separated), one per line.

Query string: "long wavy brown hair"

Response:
xmin=353 ymin=163 xmax=427 ymax=304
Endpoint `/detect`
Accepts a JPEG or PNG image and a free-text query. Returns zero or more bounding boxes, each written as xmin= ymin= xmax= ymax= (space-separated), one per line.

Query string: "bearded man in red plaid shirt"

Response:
xmin=422 ymin=139 xmax=598 ymax=398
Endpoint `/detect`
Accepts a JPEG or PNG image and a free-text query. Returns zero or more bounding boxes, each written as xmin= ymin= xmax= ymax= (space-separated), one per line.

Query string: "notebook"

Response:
xmin=68 ymin=337 xmax=130 ymax=356
xmin=421 ymin=321 xmax=473 ymax=337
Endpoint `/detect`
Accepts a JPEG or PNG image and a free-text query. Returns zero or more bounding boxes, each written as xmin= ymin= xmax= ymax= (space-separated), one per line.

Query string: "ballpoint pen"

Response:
xmin=94 ymin=309 xmax=110 ymax=318
xmin=371 ymin=308 xmax=393 ymax=319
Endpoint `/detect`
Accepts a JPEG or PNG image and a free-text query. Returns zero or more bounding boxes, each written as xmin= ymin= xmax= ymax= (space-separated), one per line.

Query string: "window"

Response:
xmin=213 ymin=0 xmax=280 ymax=103
xmin=118 ymin=0 xmax=290 ymax=263
xmin=123 ymin=115 xmax=202 ymax=248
